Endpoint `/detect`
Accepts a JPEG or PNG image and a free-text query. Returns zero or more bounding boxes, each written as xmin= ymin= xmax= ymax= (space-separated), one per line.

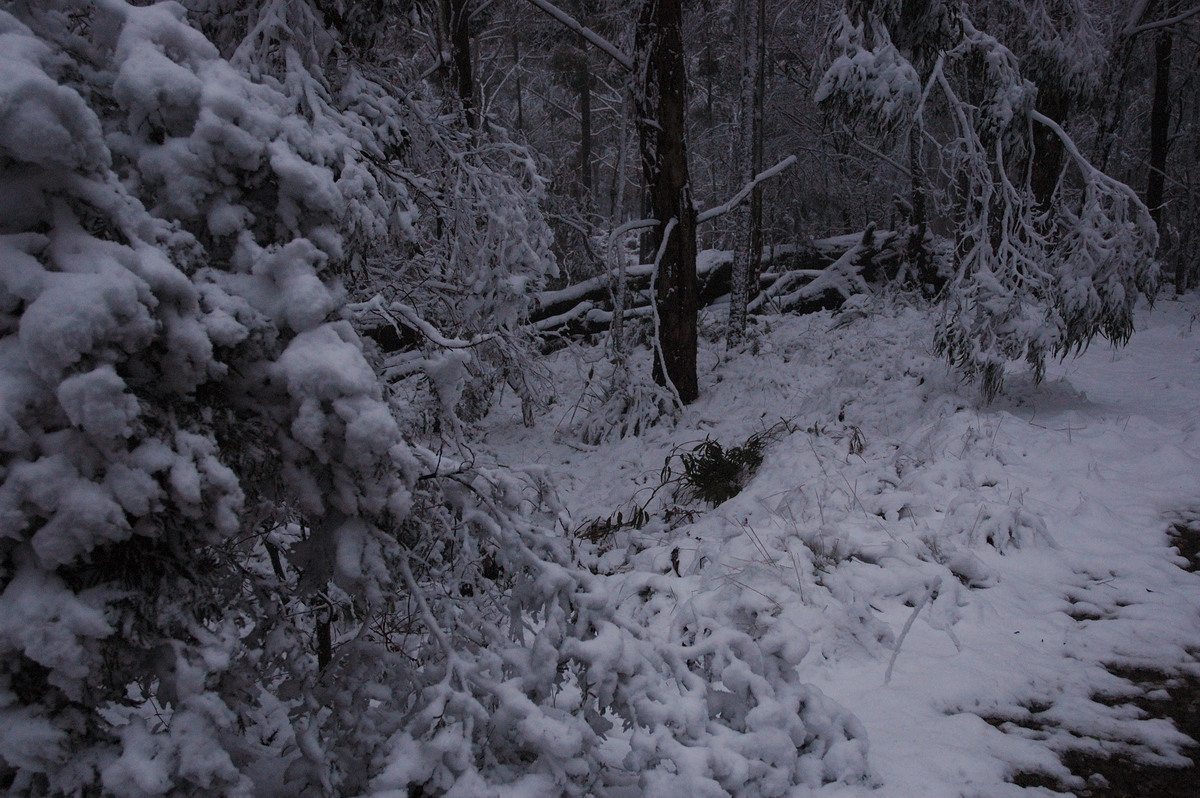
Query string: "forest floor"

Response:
xmin=483 ymin=292 xmax=1200 ymax=797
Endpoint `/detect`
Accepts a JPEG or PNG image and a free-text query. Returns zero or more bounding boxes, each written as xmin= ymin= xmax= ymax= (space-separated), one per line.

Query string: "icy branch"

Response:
xmin=522 ymin=0 xmax=634 ymax=71
xmin=697 ymin=155 xmax=797 ymax=223
xmin=606 ymin=217 xmax=660 ymax=246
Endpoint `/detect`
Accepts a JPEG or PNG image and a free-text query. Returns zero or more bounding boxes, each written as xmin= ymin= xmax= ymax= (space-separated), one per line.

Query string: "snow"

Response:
xmin=0 ymin=0 xmax=1193 ymax=791
xmin=483 ymin=294 xmax=1200 ymax=795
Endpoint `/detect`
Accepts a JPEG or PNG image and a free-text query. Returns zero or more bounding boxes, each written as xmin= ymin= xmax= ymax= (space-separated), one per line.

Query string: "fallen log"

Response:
xmin=358 ymin=229 xmax=904 ymax=353
xmin=530 ymin=229 xmax=901 ymax=336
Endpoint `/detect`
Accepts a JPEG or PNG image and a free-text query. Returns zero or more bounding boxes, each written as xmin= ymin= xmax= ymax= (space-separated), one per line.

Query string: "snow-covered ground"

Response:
xmin=484 ymin=294 xmax=1200 ymax=796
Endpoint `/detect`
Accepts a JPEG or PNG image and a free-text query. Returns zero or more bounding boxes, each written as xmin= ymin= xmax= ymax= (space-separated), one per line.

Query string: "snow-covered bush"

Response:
xmin=0 ymin=0 xmax=423 ymax=792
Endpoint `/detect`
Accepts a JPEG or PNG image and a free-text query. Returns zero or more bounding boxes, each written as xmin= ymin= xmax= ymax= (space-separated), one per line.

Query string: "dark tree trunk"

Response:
xmin=444 ymin=0 xmax=475 ymax=128
xmin=1147 ymin=27 xmax=1173 ymax=287
xmin=1031 ymin=85 xmax=1069 ymax=210
xmin=578 ymin=49 xmax=593 ymax=193
xmin=636 ymin=0 xmax=698 ymax=403
xmin=908 ymin=124 xmax=934 ymax=292
xmin=747 ymin=0 xmax=766 ymax=312
xmin=728 ymin=0 xmax=766 ymax=344
xmin=316 ymin=615 xmax=332 ymax=670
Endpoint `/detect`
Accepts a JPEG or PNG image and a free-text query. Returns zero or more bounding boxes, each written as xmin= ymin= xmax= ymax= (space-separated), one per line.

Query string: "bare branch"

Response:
xmin=1124 ymin=0 xmax=1154 ymax=32
xmin=697 ymin=155 xmax=797 ymax=223
xmin=838 ymin=124 xmax=912 ymax=177
xmin=1124 ymin=5 xmax=1200 ymax=37
xmin=521 ymin=0 xmax=634 ymax=71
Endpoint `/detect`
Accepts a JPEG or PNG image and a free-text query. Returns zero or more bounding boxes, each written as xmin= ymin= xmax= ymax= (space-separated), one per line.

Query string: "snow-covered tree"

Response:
xmin=817 ymin=0 xmax=1159 ymax=399
xmin=0 ymin=0 xmax=430 ymax=791
xmin=0 ymin=1 xmax=874 ymax=795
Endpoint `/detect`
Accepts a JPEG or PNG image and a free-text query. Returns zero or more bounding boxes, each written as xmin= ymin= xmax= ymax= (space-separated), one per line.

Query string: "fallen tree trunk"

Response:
xmin=359 ymin=230 xmax=904 ymax=352
xmin=530 ymin=229 xmax=900 ymax=337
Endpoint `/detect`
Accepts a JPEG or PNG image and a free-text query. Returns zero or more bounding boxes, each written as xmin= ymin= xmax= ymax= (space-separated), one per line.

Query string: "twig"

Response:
xmin=884 ymin=578 xmax=940 ymax=685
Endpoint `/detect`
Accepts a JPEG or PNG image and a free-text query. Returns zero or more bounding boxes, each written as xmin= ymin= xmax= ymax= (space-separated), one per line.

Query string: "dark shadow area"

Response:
xmin=1010 ymin=668 xmax=1199 ymax=796
xmin=1007 ymin=516 xmax=1200 ymax=795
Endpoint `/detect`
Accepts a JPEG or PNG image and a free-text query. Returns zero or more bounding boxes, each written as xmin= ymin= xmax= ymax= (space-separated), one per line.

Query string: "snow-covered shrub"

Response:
xmin=0 ymin=0 xmax=424 ymax=792
xmin=576 ymin=364 xmax=678 ymax=445
xmin=939 ymin=498 xmax=1055 ymax=553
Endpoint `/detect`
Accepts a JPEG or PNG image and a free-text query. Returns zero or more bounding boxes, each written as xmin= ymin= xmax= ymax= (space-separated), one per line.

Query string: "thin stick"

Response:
xmin=884 ymin=578 xmax=940 ymax=685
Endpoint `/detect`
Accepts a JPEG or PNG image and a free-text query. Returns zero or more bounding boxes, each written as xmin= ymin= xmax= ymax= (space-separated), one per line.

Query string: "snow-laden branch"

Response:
xmin=353 ymin=296 xmax=496 ymax=349
xmin=1031 ymin=110 xmax=1133 ymax=191
xmin=885 ymin=579 xmax=940 ymax=685
xmin=697 ymin=155 xmax=797 ymax=223
xmin=606 ymin=217 xmax=660 ymax=247
xmin=1124 ymin=4 xmax=1200 ymax=36
xmin=522 ymin=0 xmax=634 ymax=71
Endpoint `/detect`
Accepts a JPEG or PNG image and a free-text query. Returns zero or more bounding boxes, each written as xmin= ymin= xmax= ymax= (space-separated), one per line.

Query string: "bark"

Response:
xmin=727 ymin=0 xmax=762 ymax=344
xmin=747 ymin=0 xmax=766 ymax=314
xmin=724 ymin=0 xmax=753 ymax=343
xmin=908 ymin=124 xmax=935 ymax=292
xmin=444 ymin=0 xmax=475 ymax=128
xmin=578 ymin=47 xmax=593 ymax=193
xmin=635 ymin=0 xmax=698 ymax=403
xmin=316 ymin=616 xmax=332 ymax=670
xmin=1031 ymin=85 xmax=1069 ymax=211
xmin=1147 ymin=27 xmax=1174 ymax=288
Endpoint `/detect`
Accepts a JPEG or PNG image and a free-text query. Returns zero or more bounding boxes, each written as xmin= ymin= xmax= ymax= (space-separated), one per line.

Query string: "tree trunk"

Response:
xmin=728 ymin=0 xmax=754 ymax=343
xmin=908 ymin=123 xmax=934 ymax=291
xmin=727 ymin=0 xmax=765 ymax=344
xmin=578 ymin=48 xmax=593 ymax=194
xmin=636 ymin=0 xmax=698 ymax=403
xmin=1031 ymin=85 xmax=1069 ymax=211
xmin=513 ymin=34 xmax=524 ymax=130
xmin=747 ymin=0 xmax=766 ymax=314
xmin=444 ymin=0 xmax=475 ymax=128
xmin=1147 ymin=27 xmax=1173 ymax=288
